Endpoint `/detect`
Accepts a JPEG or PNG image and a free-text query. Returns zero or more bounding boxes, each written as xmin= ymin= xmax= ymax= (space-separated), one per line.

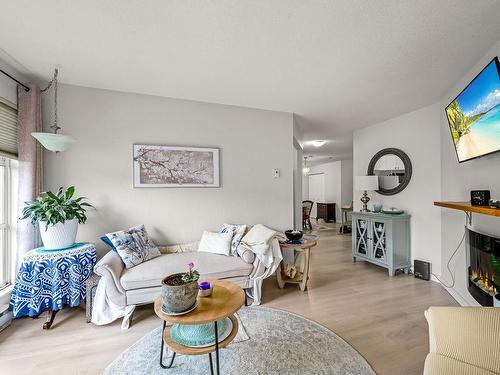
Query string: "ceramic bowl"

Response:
xmin=285 ymin=230 xmax=303 ymax=241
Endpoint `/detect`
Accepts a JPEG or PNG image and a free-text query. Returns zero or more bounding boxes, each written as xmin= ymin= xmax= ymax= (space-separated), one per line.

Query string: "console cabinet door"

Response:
xmin=371 ymin=219 xmax=389 ymax=265
xmin=354 ymin=217 xmax=370 ymax=258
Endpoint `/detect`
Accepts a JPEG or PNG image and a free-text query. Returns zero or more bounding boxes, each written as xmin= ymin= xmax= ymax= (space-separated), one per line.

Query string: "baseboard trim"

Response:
xmin=439 ymin=284 xmax=478 ymax=306
xmin=0 ymin=310 xmax=12 ymax=332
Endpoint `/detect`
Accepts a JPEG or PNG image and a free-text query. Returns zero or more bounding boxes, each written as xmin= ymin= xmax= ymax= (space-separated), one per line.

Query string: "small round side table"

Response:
xmin=154 ymin=279 xmax=244 ymax=374
xmin=9 ymin=242 xmax=96 ymax=329
xmin=277 ymin=239 xmax=317 ymax=291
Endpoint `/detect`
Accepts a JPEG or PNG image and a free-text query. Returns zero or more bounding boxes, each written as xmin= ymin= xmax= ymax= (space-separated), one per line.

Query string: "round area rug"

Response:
xmin=104 ymin=306 xmax=375 ymax=375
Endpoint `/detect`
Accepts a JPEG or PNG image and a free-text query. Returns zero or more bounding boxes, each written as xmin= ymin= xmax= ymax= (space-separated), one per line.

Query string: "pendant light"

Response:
xmin=32 ymin=68 xmax=75 ymax=152
xmin=302 ymin=156 xmax=310 ymax=175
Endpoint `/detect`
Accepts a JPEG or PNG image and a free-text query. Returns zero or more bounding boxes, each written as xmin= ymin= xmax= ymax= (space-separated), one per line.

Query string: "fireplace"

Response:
xmin=467 ymin=228 xmax=500 ymax=307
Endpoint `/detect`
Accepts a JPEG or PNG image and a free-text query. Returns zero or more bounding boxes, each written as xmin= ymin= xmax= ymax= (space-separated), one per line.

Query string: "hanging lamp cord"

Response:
xmin=41 ymin=68 xmax=61 ymax=134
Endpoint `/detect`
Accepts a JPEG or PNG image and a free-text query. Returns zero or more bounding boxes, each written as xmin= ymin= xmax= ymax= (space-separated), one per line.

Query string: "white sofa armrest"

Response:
xmin=93 ymin=250 xmax=126 ymax=306
xmin=237 ymin=244 xmax=256 ymax=264
xmin=425 ymin=306 xmax=500 ymax=375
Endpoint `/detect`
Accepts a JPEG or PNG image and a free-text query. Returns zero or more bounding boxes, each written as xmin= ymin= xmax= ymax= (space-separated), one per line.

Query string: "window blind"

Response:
xmin=0 ymin=100 xmax=17 ymax=158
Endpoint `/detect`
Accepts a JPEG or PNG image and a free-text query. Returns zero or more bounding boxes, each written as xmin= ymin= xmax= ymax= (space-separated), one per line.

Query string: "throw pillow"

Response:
xmin=220 ymin=224 xmax=247 ymax=256
xmin=198 ymin=231 xmax=232 ymax=256
xmin=100 ymin=235 xmax=117 ymax=251
xmin=106 ymin=224 xmax=161 ymax=268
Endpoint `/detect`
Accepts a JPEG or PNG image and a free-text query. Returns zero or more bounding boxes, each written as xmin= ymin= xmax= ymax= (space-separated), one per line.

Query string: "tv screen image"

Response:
xmin=445 ymin=57 xmax=500 ymax=163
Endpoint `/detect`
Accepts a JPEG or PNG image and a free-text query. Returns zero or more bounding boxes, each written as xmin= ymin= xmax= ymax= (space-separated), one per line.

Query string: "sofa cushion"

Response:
xmin=424 ymin=354 xmax=497 ymax=375
xmin=120 ymin=251 xmax=254 ymax=290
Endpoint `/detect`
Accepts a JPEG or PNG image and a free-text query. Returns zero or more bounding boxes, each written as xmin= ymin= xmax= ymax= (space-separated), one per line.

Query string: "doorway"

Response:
xmin=308 ymin=173 xmax=325 ymax=218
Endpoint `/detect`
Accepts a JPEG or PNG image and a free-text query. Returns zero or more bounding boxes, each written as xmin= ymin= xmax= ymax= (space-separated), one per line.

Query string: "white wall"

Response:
xmin=353 ymin=103 xmax=442 ymax=275
xmin=439 ymin=39 xmax=500 ymax=305
xmin=43 ymin=84 xmax=295 ymax=257
xmin=293 ymin=138 xmax=303 ymax=230
xmin=292 ymin=115 xmax=304 ymax=230
xmin=340 ymin=159 xmax=353 ymax=208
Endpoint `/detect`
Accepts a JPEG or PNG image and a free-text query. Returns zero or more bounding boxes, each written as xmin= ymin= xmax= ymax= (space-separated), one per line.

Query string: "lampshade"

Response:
xmin=31 ymin=132 xmax=76 ymax=152
xmin=32 ymin=68 xmax=76 ymax=152
xmin=355 ymin=175 xmax=379 ymax=191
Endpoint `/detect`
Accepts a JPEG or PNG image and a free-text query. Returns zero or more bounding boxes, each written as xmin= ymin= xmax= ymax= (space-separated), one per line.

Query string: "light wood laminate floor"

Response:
xmin=0 ymin=223 xmax=457 ymax=374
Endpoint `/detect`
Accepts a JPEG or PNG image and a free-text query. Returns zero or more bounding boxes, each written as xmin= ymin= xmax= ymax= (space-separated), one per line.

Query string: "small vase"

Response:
xmin=39 ymin=218 xmax=78 ymax=250
xmin=161 ymin=273 xmax=199 ymax=313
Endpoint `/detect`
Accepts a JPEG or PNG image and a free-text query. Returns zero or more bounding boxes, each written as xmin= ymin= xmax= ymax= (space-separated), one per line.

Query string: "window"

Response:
xmin=0 ymin=157 xmax=12 ymax=290
xmin=0 ymin=97 xmax=17 ymax=291
xmin=0 ymin=100 xmax=18 ymax=158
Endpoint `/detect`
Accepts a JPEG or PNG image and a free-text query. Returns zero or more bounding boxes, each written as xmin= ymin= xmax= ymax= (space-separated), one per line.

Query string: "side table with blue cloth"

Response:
xmin=9 ymin=242 xmax=96 ymax=329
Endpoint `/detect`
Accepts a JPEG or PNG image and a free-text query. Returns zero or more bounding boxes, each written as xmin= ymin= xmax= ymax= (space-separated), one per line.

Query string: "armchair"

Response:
xmin=424 ymin=306 xmax=500 ymax=375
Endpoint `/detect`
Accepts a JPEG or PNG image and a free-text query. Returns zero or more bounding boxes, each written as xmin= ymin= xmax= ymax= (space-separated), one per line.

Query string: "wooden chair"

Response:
xmin=302 ymin=200 xmax=314 ymax=230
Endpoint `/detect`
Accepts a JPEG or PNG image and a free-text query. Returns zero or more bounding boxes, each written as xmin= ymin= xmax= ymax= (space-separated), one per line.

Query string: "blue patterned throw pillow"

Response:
xmin=106 ymin=224 xmax=161 ymax=268
xmin=100 ymin=235 xmax=117 ymax=251
xmin=220 ymin=224 xmax=247 ymax=257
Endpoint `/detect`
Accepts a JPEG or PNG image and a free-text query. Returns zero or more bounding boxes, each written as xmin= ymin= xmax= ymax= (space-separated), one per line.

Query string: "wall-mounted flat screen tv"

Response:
xmin=446 ymin=57 xmax=500 ymax=163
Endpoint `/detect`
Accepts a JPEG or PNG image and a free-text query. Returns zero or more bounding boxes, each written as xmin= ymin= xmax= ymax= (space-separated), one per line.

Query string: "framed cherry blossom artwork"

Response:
xmin=133 ymin=145 xmax=220 ymax=187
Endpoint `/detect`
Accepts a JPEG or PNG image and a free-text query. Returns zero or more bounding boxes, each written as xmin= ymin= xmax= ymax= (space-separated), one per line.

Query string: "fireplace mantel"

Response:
xmin=434 ymin=201 xmax=500 ymax=218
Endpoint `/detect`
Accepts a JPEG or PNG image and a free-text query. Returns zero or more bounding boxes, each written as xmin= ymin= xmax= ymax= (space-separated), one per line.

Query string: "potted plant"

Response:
xmin=20 ymin=186 xmax=93 ymax=250
xmin=161 ymin=261 xmax=200 ymax=313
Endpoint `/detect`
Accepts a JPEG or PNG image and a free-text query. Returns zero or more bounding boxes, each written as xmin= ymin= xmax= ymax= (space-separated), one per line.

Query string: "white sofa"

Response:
xmin=93 ymin=242 xmax=270 ymax=327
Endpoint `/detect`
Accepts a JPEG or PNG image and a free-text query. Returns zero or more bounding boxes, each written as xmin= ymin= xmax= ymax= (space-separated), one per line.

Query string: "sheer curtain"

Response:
xmin=16 ymin=84 xmax=43 ymax=267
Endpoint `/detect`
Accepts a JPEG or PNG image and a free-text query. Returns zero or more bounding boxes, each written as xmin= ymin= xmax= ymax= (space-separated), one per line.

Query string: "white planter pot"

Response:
xmin=39 ymin=219 xmax=78 ymax=250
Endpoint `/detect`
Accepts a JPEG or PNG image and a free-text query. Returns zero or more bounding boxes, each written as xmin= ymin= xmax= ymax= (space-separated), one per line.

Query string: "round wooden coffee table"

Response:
xmin=154 ymin=279 xmax=245 ymax=374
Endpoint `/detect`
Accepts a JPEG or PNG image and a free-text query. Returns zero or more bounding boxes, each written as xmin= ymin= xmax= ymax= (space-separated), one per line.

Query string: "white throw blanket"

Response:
xmin=239 ymin=224 xmax=286 ymax=305
xmin=247 ymin=238 xmax=283 ymax=305
xmin=91 ymin=279 xmax=135 ymax=329
xmin=240 ymin=224 xmax=286 ymax=268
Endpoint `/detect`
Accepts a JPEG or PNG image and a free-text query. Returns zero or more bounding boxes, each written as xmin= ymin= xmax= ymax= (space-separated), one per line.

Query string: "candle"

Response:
xmin=199 ymin=281 xmax=211 ymax=290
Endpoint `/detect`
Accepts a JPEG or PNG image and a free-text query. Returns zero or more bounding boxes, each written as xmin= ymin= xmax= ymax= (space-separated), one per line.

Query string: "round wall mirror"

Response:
xmin=367 ymin=148 xmax=412 ymax=195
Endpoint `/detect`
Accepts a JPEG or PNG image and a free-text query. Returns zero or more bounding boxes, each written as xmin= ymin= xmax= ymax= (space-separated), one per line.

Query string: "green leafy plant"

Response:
xmin=20 ymin=186 xmax=93 ymax=230
xmin=181 ymin=261 xmax=200 ymax=283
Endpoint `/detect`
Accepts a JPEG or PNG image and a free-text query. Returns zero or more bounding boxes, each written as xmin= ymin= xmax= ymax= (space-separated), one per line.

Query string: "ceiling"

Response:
xmin=2 ymin=1 xmax=500 ymax=164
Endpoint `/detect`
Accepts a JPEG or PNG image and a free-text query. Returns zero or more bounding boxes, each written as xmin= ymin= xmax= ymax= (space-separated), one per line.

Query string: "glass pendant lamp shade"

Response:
xmin=302 ymin=156 xmax=310 ymax=175
xmin=31 ymin=132 xmax=75 ymax=152
xmin=32 ymin=68 xmax=75 ymax=152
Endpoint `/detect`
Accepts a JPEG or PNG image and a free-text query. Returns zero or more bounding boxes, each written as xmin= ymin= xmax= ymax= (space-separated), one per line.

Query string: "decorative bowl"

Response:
xmin=382 ymin=208 xmax=405 ymax=215
xmin=285 ymin=230 xmax=303 ymax=241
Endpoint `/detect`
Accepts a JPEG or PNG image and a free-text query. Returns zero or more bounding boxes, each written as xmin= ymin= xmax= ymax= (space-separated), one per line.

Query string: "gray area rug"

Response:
xmin=105 ymin=306 xmax=375 ymax=375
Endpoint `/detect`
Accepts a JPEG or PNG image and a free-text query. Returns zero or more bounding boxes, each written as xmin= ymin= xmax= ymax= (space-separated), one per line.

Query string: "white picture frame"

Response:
xmin=133 ymin=144 xmax=220 ymax=188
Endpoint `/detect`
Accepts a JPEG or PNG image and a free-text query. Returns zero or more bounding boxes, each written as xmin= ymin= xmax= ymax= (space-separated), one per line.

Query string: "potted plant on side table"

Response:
xmin=162 ymin=261 xmax=200 ymax=314
xmin=20 ymin=186 xmax=93 ymax=250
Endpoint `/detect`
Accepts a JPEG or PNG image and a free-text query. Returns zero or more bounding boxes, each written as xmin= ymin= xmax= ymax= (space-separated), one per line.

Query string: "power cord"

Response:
xmin=432 ymin=212 xmax=471 ymax=288
xmin=430 ymin=229 xmax=466 ymax=288
xmin=409 ymin=212 xmax=470 ymax=288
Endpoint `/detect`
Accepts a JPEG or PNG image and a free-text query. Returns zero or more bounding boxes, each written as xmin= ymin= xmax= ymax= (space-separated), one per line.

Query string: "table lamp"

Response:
xmin=355 ymin=176 xmax=379 ymax=212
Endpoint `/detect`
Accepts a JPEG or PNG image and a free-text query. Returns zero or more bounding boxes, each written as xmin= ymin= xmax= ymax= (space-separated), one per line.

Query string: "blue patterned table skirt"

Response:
xmin=9 ymin=243 xmax=97 ymax=318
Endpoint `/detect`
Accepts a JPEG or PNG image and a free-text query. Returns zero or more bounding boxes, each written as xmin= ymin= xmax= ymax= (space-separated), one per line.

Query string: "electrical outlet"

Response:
xmin=273 ymin=169 xmax=280 ymax=178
